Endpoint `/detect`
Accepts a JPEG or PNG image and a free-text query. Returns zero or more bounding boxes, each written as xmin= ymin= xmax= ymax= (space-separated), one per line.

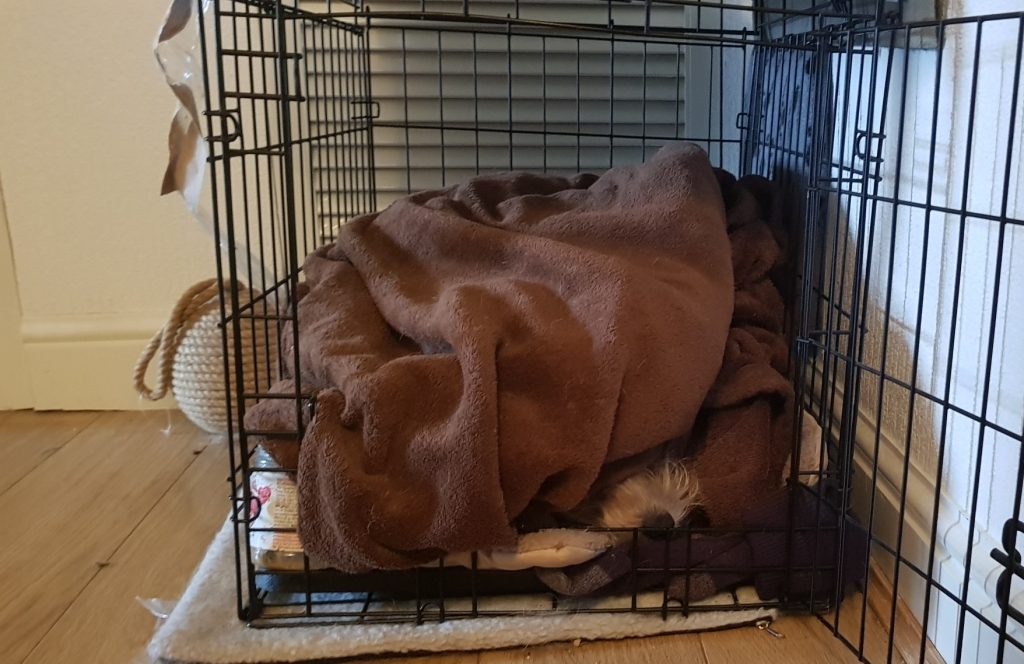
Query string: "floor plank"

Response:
xmin=367 ymin=655 xmax=479 ymax=664
xmin=480 ymin=632 xmax=708 ymax=664
xmin=0 ymin=410 xmax=210 ymax=663
xmin=0 ymin=410 xmax=100 ymax=496
xmin=22 ymin=438 xmax=228 ymax=664
xmin=864 ymin=563 xmax=945 ymax=664
xmin=0 ymin=411 xmax=918 ymax=664
xmin=700 ymin=613 xmax=861 ymax=664
xmin=826 ymin=591 xmax=909 ymax=664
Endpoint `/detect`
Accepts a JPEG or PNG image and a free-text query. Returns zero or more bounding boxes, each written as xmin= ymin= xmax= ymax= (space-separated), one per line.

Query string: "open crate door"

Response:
xmin=782 ymin=5 xmax=1024 ymax=662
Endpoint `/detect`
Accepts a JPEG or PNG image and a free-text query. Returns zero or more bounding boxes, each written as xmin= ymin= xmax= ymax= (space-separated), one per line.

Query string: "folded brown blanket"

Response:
xmin=245 ymin=143 xmax=734 ymax=572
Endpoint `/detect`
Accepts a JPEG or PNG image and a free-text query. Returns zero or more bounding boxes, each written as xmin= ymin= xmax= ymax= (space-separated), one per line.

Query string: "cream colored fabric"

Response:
xmin=438 ymin=529 xmax=617 ymax=571
xmin=781 ymin=411 xmax=824 ymax=488
xmin=148 ymin=517 xmax=776 ymax=663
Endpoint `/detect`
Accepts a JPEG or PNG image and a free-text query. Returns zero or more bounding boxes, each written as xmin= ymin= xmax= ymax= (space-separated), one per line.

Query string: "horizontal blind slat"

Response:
xmin=303 ymin=2 xmax=689 ymax=222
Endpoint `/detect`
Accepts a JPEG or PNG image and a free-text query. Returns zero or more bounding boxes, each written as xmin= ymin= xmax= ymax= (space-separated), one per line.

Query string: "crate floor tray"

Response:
xmin=148 ymin=518 xmax=778 ymax=663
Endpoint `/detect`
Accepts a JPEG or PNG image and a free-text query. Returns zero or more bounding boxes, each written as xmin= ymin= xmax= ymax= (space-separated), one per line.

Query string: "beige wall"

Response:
xmin=0 ymin=1 xmax=212 ymax=409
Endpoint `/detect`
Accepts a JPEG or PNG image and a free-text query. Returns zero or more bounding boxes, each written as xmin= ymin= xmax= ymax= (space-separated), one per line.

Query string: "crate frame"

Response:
xmin=196 ymin=2 xmax=1024 ymax=661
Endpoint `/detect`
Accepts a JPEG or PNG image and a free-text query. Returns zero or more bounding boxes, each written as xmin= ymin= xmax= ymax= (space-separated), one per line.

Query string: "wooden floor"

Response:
xmin=0 ymin=410 xmax=928 ymax=664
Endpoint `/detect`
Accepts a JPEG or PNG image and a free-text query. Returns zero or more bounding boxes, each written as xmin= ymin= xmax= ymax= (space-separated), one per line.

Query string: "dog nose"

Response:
xmin=641 ymin=512 xmax=676 ymax=537
xmin=681 ymin=506 xmax=711 ymax=529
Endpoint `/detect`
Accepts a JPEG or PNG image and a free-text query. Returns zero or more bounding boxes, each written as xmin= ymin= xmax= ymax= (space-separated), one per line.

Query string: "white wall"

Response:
xmin=0 ymin=0 xmax=213 ymax=409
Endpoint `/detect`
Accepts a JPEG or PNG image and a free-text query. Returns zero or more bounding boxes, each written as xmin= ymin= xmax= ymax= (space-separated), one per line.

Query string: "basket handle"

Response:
xmin=132 ymin=278 xmax=239 ymax=401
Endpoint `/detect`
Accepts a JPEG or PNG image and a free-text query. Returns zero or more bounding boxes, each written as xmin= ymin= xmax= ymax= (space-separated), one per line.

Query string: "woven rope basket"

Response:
xmin=134 ymin=279 xmax=278 ymax=435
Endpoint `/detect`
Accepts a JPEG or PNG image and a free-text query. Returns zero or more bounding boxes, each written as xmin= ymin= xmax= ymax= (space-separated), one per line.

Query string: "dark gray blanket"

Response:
xmin=536 ymin=486 xmax=868 ymax=604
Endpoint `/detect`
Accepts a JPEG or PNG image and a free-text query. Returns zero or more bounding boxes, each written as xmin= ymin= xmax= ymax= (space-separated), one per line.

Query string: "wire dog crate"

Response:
xmin=197 ymin=1 xmax=1024 ymax=661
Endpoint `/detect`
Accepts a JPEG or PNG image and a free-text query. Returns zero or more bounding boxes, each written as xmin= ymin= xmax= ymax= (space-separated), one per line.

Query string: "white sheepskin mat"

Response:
xmin=148 ymin=519 xmax=777 ymax=663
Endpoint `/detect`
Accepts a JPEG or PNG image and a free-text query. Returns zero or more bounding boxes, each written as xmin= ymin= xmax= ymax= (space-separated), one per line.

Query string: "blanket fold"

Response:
xmin=530 ymin=171 xmax=867 ymax=603
xmin=685 ymin=171 xmax=798 ymax=529
xmin=246 ymin=143 xmax=734 ymax=572
xmin=556 ymin=170 xmax=800 ymax=529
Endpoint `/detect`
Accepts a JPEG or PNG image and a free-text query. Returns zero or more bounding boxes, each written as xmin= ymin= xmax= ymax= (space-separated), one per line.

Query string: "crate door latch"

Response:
xmin=992 ymin=518 xmax=1024 ymax=626
xmin=853 ymin=128 xmax=885 ymax=163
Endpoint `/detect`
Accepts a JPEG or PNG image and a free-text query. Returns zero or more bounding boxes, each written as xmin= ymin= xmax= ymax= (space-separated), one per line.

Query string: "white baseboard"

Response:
xmin=817 ymin=370 xmax=1024 ymax=660
xmin=0 ymin=338 xmax=32 ymax=410
xmin=18 ymin=314 xmax=181 ymax=411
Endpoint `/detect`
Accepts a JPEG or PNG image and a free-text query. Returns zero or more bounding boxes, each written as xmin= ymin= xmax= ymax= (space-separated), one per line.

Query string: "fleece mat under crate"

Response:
xmin=148 ymin=518 xmax=777 ymax=664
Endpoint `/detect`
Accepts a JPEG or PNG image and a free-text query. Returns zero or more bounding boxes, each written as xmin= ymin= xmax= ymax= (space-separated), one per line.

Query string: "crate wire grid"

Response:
xmin=196 ymin=2 xmax=1024 ymax=662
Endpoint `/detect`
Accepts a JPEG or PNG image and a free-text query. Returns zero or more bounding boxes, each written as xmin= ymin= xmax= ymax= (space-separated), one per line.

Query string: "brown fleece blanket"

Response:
xmin=531 ymin=174 xmax=842 ymax=602
xmin=686 ymin=171 xmax=796 ymax=527
xmin=554 ymin=170 xmax=798 ymax=529
xmin=245 ymin=143 xmax=734 ymax=572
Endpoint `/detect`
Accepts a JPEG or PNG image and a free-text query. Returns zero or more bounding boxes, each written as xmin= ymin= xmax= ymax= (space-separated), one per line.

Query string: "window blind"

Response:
xmin=302 ymin=1 xmax=748 ymax=218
